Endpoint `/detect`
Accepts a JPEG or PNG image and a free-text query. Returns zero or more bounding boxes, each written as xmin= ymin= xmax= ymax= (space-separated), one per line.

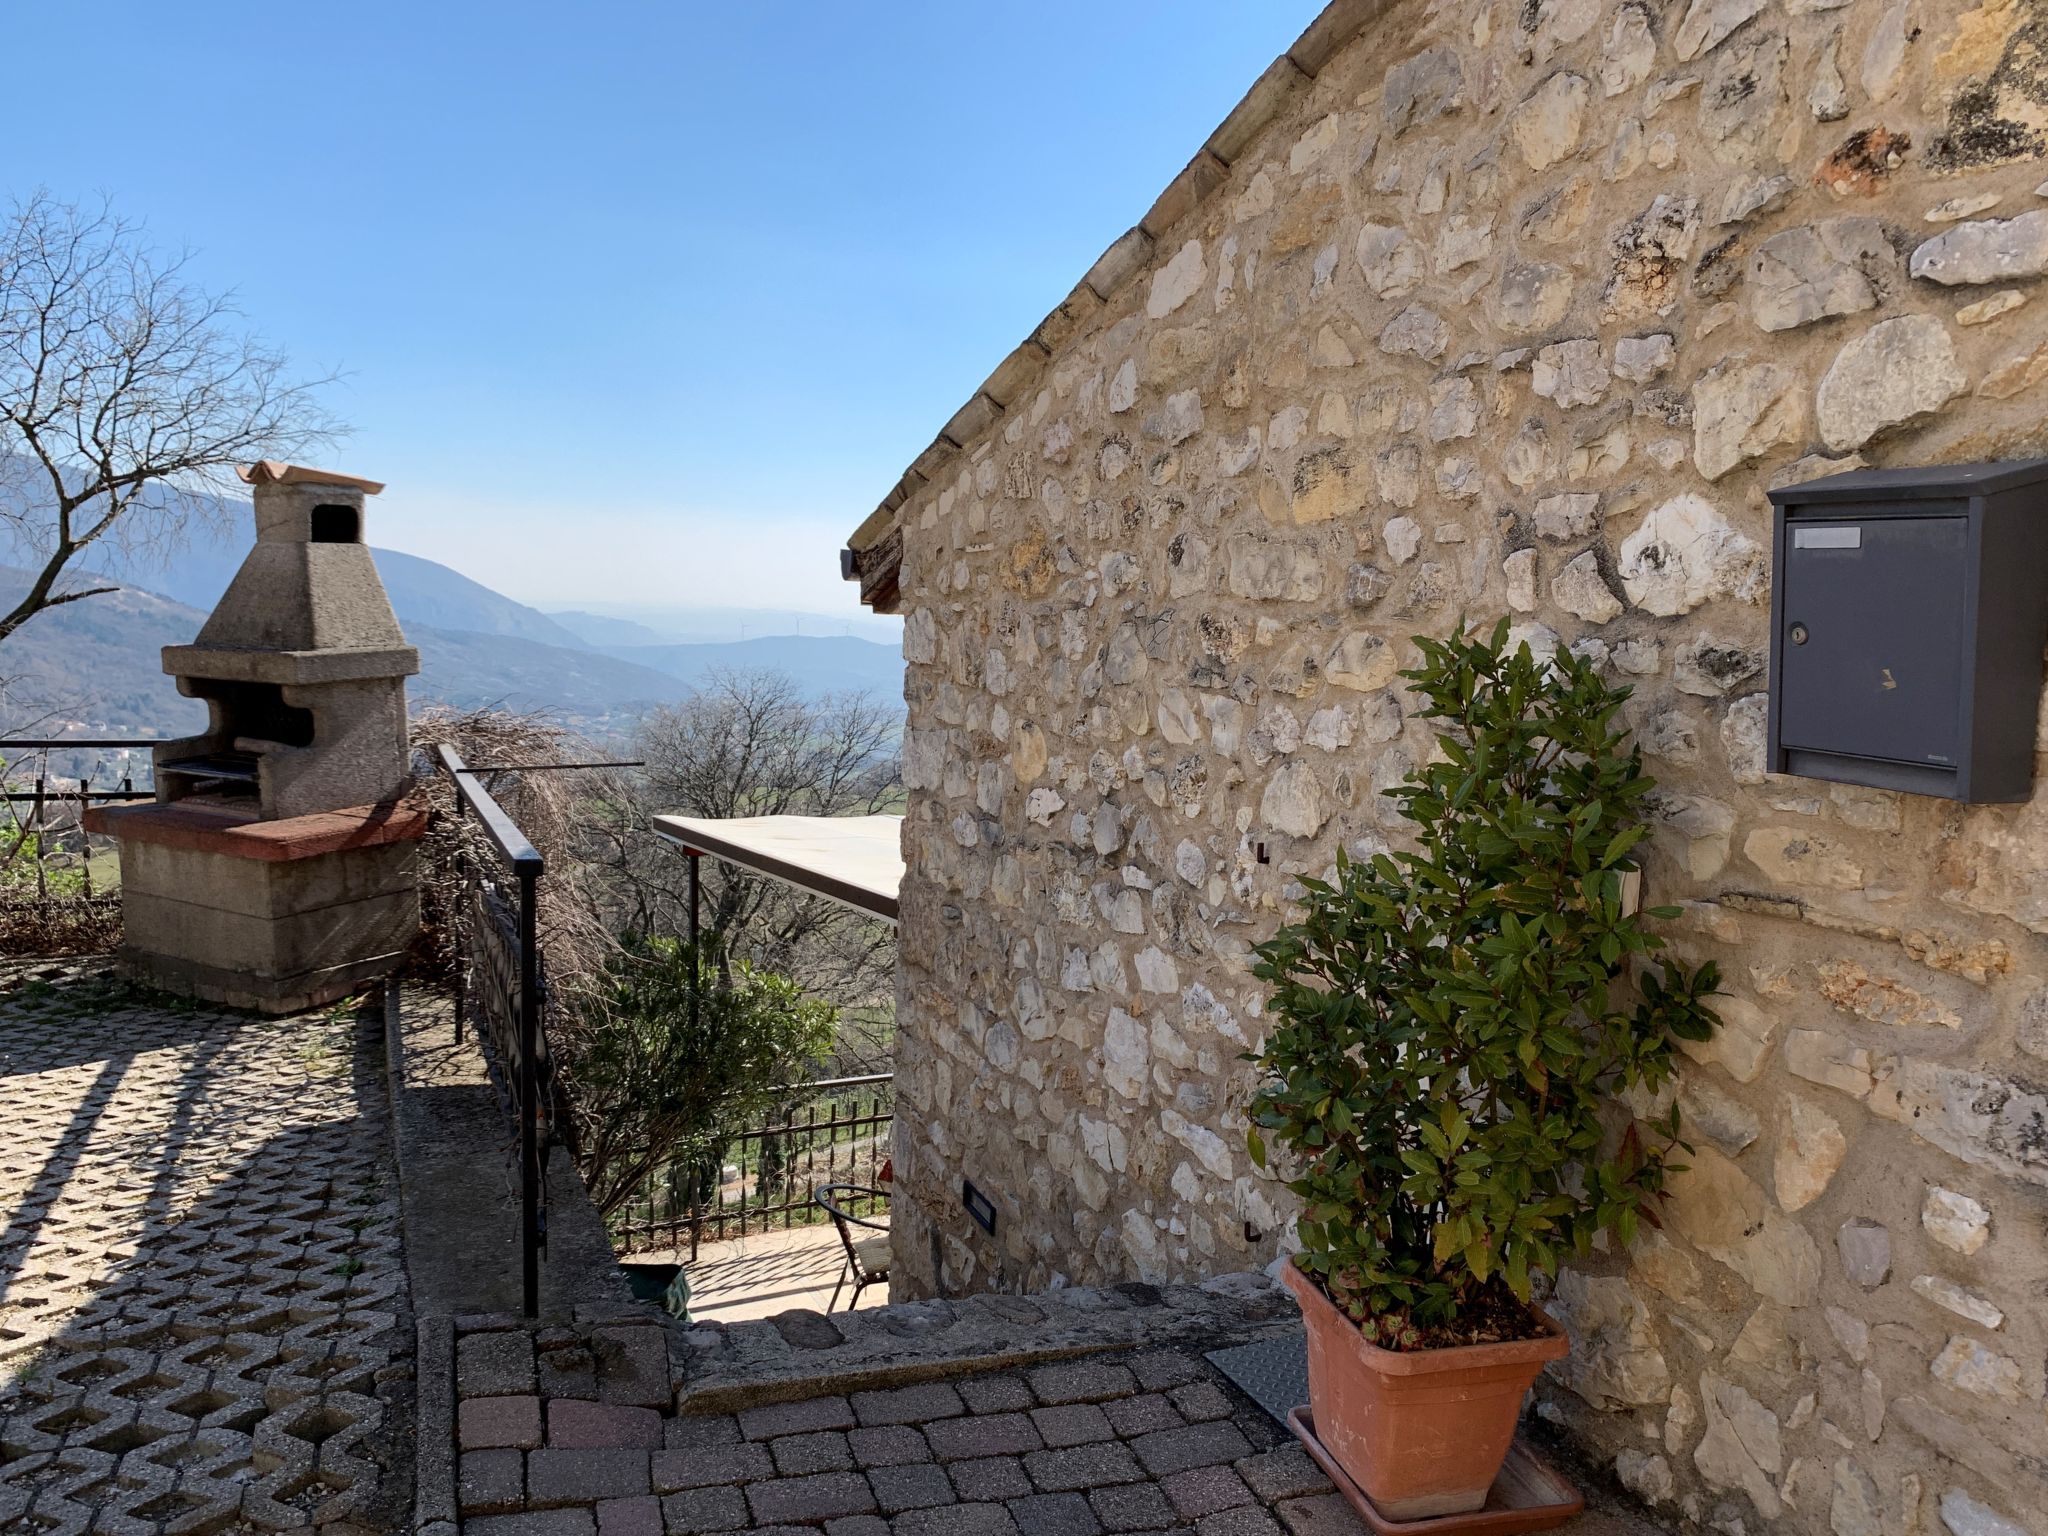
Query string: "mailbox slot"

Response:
xmin=1767 ymin=461 xmax=2048 ymax=803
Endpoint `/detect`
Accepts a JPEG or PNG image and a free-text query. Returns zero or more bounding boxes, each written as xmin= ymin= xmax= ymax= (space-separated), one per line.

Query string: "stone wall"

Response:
xmin=884 ymin=0 xmax=2048 ymax=1530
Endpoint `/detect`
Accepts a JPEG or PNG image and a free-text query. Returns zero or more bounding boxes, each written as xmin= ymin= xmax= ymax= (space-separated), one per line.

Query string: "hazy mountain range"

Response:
xmin=0 ymin=478 xmax=901 ymax=742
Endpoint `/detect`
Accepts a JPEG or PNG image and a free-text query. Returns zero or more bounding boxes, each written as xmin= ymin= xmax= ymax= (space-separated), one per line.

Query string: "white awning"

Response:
xmin=651 ymin=813 xmax=903 ymax=925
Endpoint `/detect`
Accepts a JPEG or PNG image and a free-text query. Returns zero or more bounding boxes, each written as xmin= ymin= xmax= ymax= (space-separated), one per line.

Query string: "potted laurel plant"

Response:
xmin=1247 ymin=620 xmax=1721 ymax=1518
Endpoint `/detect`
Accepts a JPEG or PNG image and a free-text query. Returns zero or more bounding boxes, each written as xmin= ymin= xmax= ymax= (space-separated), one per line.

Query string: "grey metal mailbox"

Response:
xmin=1765 ymin=458 xmax=2048 ymax=803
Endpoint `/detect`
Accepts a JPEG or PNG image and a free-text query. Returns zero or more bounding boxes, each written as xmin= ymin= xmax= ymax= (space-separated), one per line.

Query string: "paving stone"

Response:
xmin=893 ymin=1502 xmax=1021 ymax=1536
xmin=1235 ymin=1448 xmax=1330 ymax=1503
xmin=1104 ymin=1394 xmax=1185 ymax=1437
xmin=597 ymin=1494 xmax=663 ymax=1536
xmin=528 ymin=1447 xmax=652 ymax=1506
xmin=948 ymin=1455 xmax=1036 ymax=1501
xmin=1131 ymin=1423 xmax=1255 ymax=1478
xmin=826 ymin=1519 xmax=894 ymax=1536
xmin=740 ymin=1396 xmax=857 ymax=1440
xmin=651 ymin=1442 xmax=773 ymax=1492
xmin=469 ymin=1511 xmax=598 ymax=1536
xmin=1025 ymin=1441 xmax=1148 ymax=1491
xmin=854 ymin=1383 xmax=968 ymax=1426
xmin=462 ymin=1331 xmax=538 ymax=1397
xmin=771 ymin=1429 xmax=855 ymax=1475
xmin=1030 ymin=1361 xmax=1140 ymax=1405
xmin=960 ymin=1376 xmax=1035 ymax=1414
xmin=1130 ymin=1352 xmax=1212 ymax=1392
xmin=664 ymin=1415 xmax=741 ymax=1450
xmin=1276 ymin=1494 xmax=1370 ymax=1535
xmin=1010 ymin=1490 xmax=1106 ymax=1535
xmin=1200 ymin=1507 xmax=1284 ymax=1535
xmin=593 ymin=1325 xmax=671 ymax=1408
xmin=851 ymin=1425 xmax=932 ymax=1467
xmin=928 ymin=1411 xmax=1043 ymax=1460
xmin=460 ymin=1448 xmax=526 ymax=1515
xmin=1033 ymin=1403 xmax=1118 ymax=1447
xmin=1093 ymin=1480 xmax=1181 ymax=1531
xmin=1167 ymin=1383 xmax=1234 ymax=1423
xmin=870 ymin=1461 xmax=957 ymax=1513
xmin=0 ymin=995 xmax=420 ymax=1535
xmin=463 ymin=1394 xmax=545 ymax=1450
xmin=661 ymin=1484 xmax=750 ymax=1534
xmin=748 ymin=1470 xmax=880 ymax=1523
xmin=538 ymin=1343 xmax=600 ymax=1401
xmin=1165 ymin=1465 xmax=1256 ymax=1518
xmin=551 ymin=1399 xmax=664 ymax=1450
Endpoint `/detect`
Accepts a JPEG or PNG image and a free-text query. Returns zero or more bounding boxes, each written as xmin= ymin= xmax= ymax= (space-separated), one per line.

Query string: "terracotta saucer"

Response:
xmin=1287 ymin=1406 xmax=1586 ymax=1536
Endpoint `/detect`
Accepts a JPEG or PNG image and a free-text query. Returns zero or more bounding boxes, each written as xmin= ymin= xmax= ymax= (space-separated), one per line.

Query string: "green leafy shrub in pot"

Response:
xmin=1248 ymin=620 xmax=1722 ymax=1349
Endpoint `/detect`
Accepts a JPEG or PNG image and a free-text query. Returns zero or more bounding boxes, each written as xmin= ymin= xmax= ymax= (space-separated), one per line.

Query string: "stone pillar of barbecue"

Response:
xmin=85 ymin=463 xmax=426 ymax=1013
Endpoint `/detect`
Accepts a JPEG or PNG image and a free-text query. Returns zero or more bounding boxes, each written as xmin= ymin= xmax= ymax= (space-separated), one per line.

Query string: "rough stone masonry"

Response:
xmin=864 ymin=1 xmax=2048 ymax=1532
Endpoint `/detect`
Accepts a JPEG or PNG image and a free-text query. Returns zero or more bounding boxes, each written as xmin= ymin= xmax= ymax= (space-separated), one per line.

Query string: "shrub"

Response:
xmin=1247 ymin=621 xmax=1720 ymax=1348
xmin=565 ymin=935 xmax=838 ymax=1220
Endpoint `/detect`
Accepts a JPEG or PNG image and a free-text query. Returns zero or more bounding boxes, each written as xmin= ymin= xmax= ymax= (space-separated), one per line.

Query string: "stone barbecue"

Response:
xmin=88 ymin=462 xmax=426 ymax=1012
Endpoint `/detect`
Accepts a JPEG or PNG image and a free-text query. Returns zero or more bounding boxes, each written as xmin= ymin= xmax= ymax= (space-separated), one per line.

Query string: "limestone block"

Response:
xmin=1910 ymin=210 xmax=2048 ymax=286
xmin=1552 ymin=552 xmax=1623 ymax=623
xmin=1617 ymin=495 xmax=1762 ymax=617
xmin=1546 ymin=1271 xmax=1672 ymax=1409
xmin=1356 ymin=224 xmax=1424 ymax=297
xmin=1749 ymin=220 xmax=1889 ymax=332
xmin=1679 ymin=994 xmax=1778 ymax=1082
xmin=1774 ymin=1095 xmax=1847 ymax=1211
xmin=1512 ymin=72 xmax=1590 ymax=169
xmin=1668 ymin=1146 xmax=1822 ymax=1305
xmin=1921 ymin=1187 xmax=1990 ymax=1255
xmin=1927 ymin=1336 xmax=2026 ymax=1401
xmin=1692 ymin=359 xmax=1807 ymax=479
xmin=1940 ymin=1490 xmax=2030 ymax=1536
xmin=1816 ymin=315 xmax=1965 ymax=451
xmin=1147 ymin=240 xmax=1205 ymax=319
xmin=1693 ymin=1371 xmax=1782 ymax=1519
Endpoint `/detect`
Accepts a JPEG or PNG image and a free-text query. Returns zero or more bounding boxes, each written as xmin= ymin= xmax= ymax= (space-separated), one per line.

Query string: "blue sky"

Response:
xmin=9 ymin=2 xmax=1326 ymax=624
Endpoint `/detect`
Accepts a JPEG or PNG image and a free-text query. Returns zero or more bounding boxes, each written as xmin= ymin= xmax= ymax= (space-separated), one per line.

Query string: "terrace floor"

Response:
xmin=623 ymin=1226 xmax=889 ymax=1325
xmin=0 ymin=962 xmax=414 ymax=1534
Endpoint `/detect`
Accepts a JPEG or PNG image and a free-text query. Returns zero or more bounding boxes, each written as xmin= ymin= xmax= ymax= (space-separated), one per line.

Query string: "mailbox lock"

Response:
xmin=1789 ymin=622 xmax=1810 ymax=645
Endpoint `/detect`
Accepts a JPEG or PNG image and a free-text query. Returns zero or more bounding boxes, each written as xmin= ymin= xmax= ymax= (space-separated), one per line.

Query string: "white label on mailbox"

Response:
xmin=1794 ymin=525 xmax=1862 ymax=549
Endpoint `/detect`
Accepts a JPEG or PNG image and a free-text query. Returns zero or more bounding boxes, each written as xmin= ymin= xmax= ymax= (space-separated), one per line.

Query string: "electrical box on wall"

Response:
xmin=1765 ymin=458 xmax=2048 ymax=803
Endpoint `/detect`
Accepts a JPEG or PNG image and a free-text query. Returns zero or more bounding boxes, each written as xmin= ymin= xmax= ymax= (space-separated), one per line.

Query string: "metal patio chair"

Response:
xmin=815 ymin=1183 xmax=890 ymax=1311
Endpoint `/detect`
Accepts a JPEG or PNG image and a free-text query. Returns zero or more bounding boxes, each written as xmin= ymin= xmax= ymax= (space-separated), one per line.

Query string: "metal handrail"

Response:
xmin=437 ymin=744 xmax=544 ymax=873
xmin=435 ymin=741 xmax=546 ymax=1316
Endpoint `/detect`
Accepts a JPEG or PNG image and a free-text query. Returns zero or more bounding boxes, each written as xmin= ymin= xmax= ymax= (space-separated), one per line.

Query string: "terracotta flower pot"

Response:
xmin=1282 ymin=1259 xmax=1569 ymax=1520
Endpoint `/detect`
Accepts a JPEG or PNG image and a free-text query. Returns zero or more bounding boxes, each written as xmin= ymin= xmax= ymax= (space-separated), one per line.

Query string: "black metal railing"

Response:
xmin=612 ymin=1072 xmax=894 ymax=1258
xmin=0 ymin=739 xmax=159 ymax=953
xmin=436 ymin=743 xmax=549 ymax=1317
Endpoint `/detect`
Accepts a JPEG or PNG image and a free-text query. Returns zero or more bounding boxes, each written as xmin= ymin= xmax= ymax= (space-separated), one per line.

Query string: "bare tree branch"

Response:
xmin=0 ymin=190 xmax=341 ymax=647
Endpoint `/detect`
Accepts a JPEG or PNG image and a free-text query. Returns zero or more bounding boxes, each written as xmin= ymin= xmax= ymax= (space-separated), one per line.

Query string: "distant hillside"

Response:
xmin=0 ymin=567 xmax=206 ymax=737
xmin=608 ymin=634 xmax=903 ymax=698
xmin=547 ymin=610 xmax=673 ymax=648
xmin=407 ymin=624 xmax=694 ymax=722
xmin=544 ymin=601 xmax=902 ymax=646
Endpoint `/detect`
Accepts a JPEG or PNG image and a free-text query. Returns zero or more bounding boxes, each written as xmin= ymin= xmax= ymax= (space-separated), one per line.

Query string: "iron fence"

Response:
xmin=0 ymin=739 xmax=158 ymax=954
xmin=612 ymin=1072 xmax=894 ymax=1258
xmin=436 ymin=743 xmax=550 ymax=1317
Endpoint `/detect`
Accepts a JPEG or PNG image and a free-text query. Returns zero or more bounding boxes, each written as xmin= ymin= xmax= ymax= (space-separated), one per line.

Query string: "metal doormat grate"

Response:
xmin=1206 ymin=1328 xmax=1307 ymax=1426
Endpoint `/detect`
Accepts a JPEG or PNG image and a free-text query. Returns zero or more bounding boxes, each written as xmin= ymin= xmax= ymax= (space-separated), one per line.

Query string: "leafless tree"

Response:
xmin=0 ymin=190 xmax=338 ymax=647
xmin=590 ymin=669 xmax=902 ymax=1052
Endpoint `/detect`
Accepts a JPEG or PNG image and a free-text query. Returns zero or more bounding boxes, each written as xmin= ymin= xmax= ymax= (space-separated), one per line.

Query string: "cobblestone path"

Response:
xmin=0 ymin=965 xmax=414 ymax=1534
